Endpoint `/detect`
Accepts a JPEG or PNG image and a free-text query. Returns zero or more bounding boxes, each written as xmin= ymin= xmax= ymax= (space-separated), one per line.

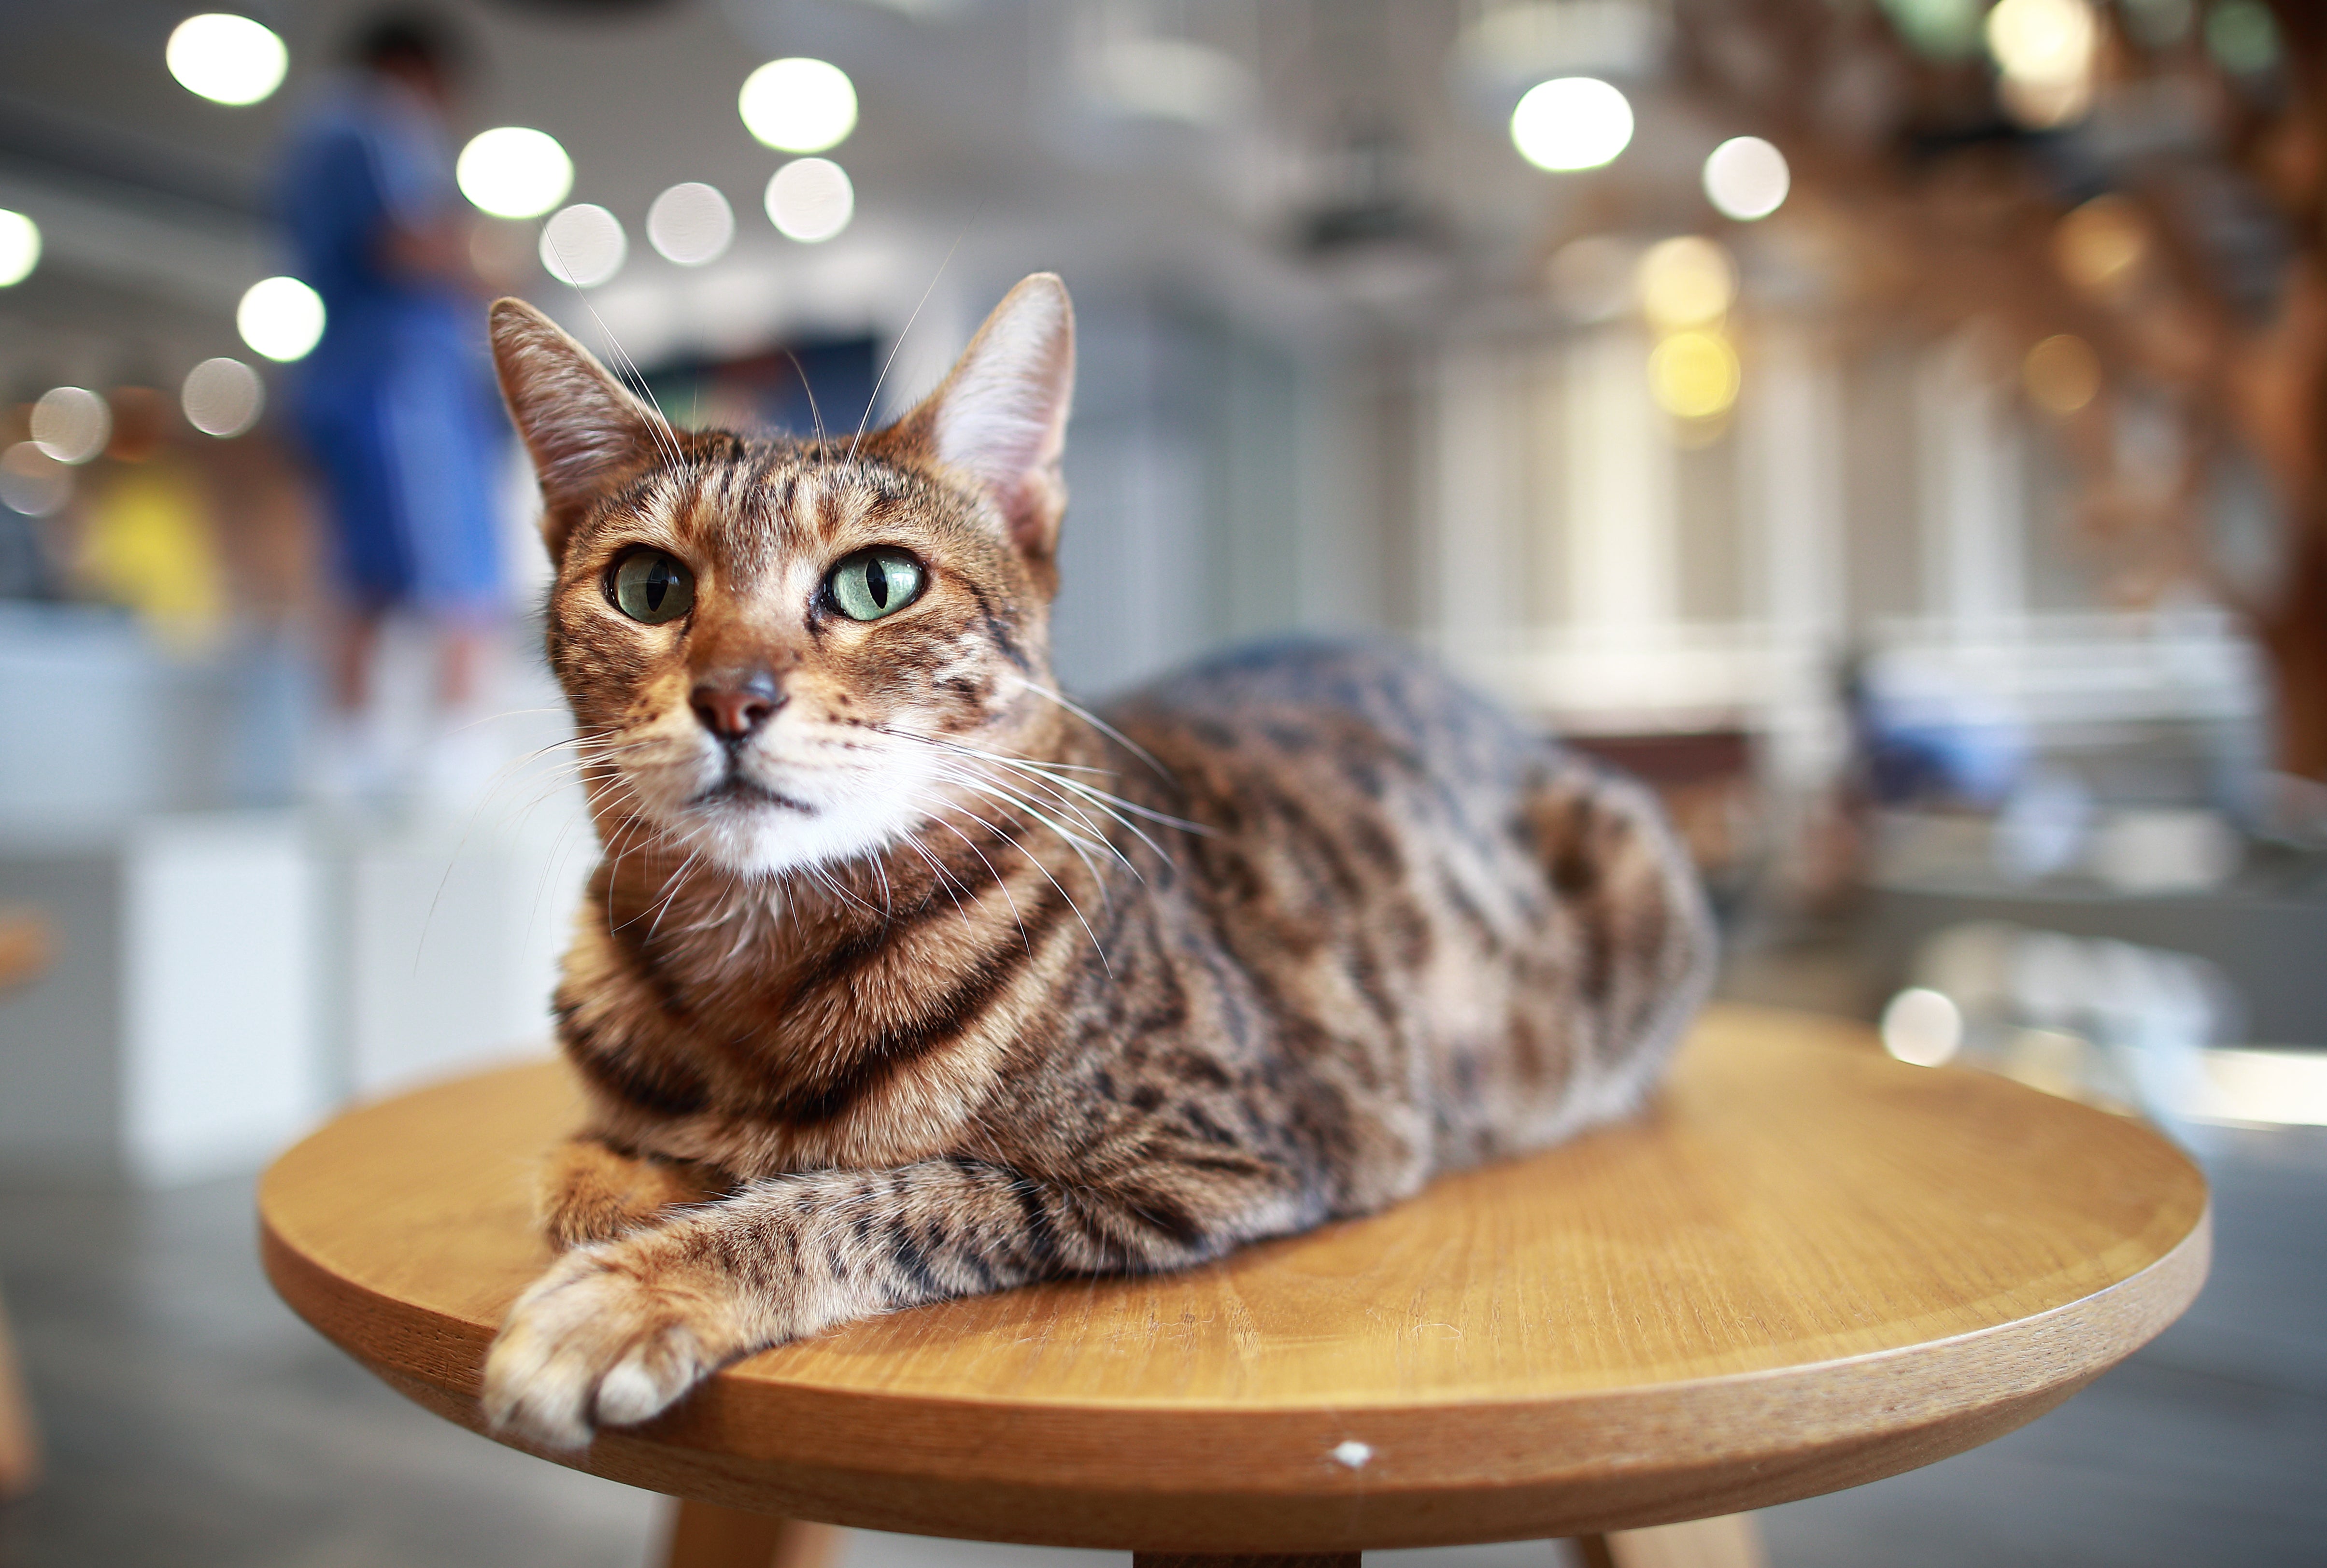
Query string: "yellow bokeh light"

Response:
xmin=2024 ymin=333 xmax=2101 ymax=414
xmin=1987 ymin=0 xmax=2098 ymax=126
xmin=1636 ymin=236 xmax=1736 ymax=331
xmin=1649 ymin=330 xmax=1741 ymax=421
xmin=1986 ymin=0 xmax=2097 ymax=83
xmin=2053 ymin=195 xmax=2147 ymax=297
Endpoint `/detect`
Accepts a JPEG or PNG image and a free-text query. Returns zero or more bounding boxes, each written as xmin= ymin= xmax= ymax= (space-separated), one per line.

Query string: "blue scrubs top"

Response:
xmin=279 ymin=78 xmax=504 ymax=616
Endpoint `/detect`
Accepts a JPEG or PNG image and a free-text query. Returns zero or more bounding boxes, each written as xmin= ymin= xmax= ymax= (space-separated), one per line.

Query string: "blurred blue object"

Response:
xmin=277 ymin=71 xmax=503 ymax=617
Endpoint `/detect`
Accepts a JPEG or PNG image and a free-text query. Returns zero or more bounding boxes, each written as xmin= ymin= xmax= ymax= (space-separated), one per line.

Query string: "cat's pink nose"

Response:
xmin=691 ymin=669 xmax=786 ymax=741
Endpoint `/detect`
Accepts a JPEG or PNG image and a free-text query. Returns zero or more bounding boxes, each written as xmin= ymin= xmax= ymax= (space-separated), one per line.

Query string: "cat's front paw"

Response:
xmin=482 ymin=1243 xmax=740 ymax=1449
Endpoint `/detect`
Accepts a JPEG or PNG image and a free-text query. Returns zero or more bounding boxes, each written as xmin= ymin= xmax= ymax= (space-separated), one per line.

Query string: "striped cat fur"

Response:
xmin=480 ymin=275 xmax=1715 ymax=1449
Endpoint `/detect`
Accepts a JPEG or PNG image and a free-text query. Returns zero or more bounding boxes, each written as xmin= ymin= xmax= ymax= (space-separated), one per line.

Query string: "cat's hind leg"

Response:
xmin=1527 ymin=753 xmax=1717 ymax=1107
xmin=536 ymin=1135 xmax=730 ymax=1250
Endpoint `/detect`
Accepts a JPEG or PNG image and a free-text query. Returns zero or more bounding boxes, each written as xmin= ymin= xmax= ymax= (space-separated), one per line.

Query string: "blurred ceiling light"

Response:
xmin=29 ymin=387 xmax=110 ymax=464
xmin=2053 ymin=194 xmax=2148 ymax=297
xmin=1880 ymin=987 xmax=1963 ymax=1067
xmin=765 ymin=158 xmax=854 ymax=243
xmin=456 ymin=127 xmax=574 ymax=220
xmin=539 ymin=204 xmax=628 ymax=288
xmin=0 ymin=443 xmax=71 ymax=518
xmin=166 ymin=14 xmax=287 ymax=106
xmin=2206 ymin=1 xmax=2280 ymax=75
xmin=1702 ymin=136 xmax=1790 ymax=222
xmin=1546 ymin=234 xmax=1640 ymax=324
xmin=1636 ymin=236 xmax=1736 ymax=330
xmin=237 ymin=275 xmax=326 ymax=362
xmin=1510 ymin=77 xmax=1633 ymax=172
xmin=181 ymin=357 xmax=265 ymax=437
xmin=0 ymin=209 xmax=40 ymax=286
xmin=1986 ymin=0 xmax=2098 ymax=127
xmin=1880 ymin=0 xmax=1986 ymax=59
xmin=739 ymin=58 xmax=858 ymax=154
xmin=2023 ymin=333 xmax=2101 ymax=414
xmin=1647 ymin=329 xmax=1741 ymax=420
xmin=1086 ymin=36 xmax=1251 ymax=126
xmin=647 ymin=182 xmax=735 ymax=266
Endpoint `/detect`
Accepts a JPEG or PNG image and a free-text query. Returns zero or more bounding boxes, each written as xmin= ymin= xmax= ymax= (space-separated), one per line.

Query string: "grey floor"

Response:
xmin=0 ymin=1117 xmax=2320 ymax=1567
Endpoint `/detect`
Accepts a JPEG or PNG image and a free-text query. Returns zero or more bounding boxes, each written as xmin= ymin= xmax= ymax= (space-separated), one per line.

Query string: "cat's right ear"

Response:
xmin=489 ymin=298 xmax=669 ymax=558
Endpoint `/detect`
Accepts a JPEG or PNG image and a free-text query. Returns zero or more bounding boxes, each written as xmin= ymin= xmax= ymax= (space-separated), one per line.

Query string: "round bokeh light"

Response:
xmin=182 ymin=357 xmax=266 ymax=437
xmin=539 ymin=204 xmax=628 ymax=288
xmin=1636 ymin=236 xmax=1737 ymax=330
xmin=30 ymin=387 xmax=111 ymax=465
xmin=1510 ymin=77 xmax=1634 ymax=172
xmin=0 ymin=443 xmax=71 ymax=519
xmin=1703 ymin=137 xmax=1790 ymax=222
xmin=1986 ymin=0 xmax=2097 ymax=84
xmin=0 ymin=209 xmax=40 ymax=287
xmin=2023 ymin=333 xmax=2101 ymax=414
xmin=765 ymin=158 xmax=854 ymax=243
xmin=238 ymin=276 xmax=326 ymax=362
xmin=1880 ymin=987 xmax=1964 ymax=1068
xmin=1648 ymin=330 xmax=1741 ymax=421
xmin=456 ymin=127 xmax=574 ymax=220
xmin=166 ymin=14 xmax=288 ymax=106
xmin=739 ymin=58 xmax=859 ymax=154
xmin=647 ymin=183 xmax=736 ymax=267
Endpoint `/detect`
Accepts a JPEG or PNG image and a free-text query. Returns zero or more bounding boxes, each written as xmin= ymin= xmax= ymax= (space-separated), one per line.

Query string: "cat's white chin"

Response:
xmin=648 ymin=753 xmax=946 ymax=880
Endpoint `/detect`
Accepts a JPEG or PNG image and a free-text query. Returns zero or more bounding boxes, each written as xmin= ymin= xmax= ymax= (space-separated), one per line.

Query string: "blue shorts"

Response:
xmin=296 ymin=303 xmax=506 ymax=618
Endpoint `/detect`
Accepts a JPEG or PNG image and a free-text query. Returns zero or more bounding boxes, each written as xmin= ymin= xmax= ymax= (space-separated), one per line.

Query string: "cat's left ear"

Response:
xmin=489 ymin=297 xmax=671 ymax=560
xmin=893 ymin=273 xmax=1076 ymax=558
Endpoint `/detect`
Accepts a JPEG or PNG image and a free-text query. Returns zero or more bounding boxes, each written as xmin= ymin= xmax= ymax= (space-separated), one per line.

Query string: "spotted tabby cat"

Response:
xmin=481 ymin=275 xmax=1714 ymax=1448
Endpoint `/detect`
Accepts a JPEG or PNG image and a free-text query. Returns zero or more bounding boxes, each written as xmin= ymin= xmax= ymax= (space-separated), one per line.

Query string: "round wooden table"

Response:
xmin=259 ymin=1004 xmax=2208 ymax=1565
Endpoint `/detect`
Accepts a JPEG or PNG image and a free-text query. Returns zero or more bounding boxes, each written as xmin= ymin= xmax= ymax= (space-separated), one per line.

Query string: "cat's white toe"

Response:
xmin=482 ymin=1243 xmax=726 ymax=1449
xmin=593 ymin=1348 xmax=696 ymax=1427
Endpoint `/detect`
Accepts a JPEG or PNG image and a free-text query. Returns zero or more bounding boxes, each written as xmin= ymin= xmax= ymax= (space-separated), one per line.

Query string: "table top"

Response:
xmin=259 ymin=1003 xmax=2209 ymax=1553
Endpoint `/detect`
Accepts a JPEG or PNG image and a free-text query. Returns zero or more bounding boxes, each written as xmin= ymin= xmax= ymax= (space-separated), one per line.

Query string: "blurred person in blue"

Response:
xmin=279 ymin=8 xmax=508 ymax=806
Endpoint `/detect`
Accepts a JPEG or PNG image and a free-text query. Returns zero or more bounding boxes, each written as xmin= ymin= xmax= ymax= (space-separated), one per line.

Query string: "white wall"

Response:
xmin=122 ymin=815 xmax=321 ymax=1184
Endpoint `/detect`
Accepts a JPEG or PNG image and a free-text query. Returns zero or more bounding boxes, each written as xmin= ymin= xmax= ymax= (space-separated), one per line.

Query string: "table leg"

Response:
xmin=657 ymin=1497 xmax=843 ymax=1568
xmin=1575 ymin=1512 xmax=1768 ymax=1568
xmin=0 ymin=1292 xmax=40 ymax=1499
xmin=1132 ymin=1558 xmax=1359 ymax=1567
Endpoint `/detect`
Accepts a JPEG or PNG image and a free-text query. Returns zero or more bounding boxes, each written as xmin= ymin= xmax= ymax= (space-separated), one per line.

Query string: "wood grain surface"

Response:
xmin=258 ymin=1004 xmax=2209 ymax=1552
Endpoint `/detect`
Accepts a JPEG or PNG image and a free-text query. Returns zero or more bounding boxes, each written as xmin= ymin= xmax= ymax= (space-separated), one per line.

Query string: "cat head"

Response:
xmin=491 ymin=275 xmax=1076 ymax=879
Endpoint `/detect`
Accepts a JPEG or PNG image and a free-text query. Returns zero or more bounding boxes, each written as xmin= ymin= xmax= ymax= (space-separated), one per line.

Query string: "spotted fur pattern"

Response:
xmin=479 ymin=277 xmax=1714 ymax=1449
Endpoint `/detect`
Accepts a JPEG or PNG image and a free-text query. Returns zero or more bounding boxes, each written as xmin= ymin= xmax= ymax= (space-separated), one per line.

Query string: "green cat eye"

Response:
xmin=611 ymin=550 xmax=695 ymax=624
xmin=826 ymin=547 xmax=925 ymax=622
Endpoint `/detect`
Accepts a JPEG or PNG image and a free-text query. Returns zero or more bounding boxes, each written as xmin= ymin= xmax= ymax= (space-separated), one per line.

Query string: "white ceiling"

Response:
xmin=0 ymin=0 xmax=1747 ymax=388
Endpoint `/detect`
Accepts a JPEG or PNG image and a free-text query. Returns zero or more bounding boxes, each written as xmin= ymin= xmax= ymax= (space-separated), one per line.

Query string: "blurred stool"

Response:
xmin=258 ymin=1005 xmax=2208 ymax=1566
xmin=0 ymin=906 xmax=55 ymax=1500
